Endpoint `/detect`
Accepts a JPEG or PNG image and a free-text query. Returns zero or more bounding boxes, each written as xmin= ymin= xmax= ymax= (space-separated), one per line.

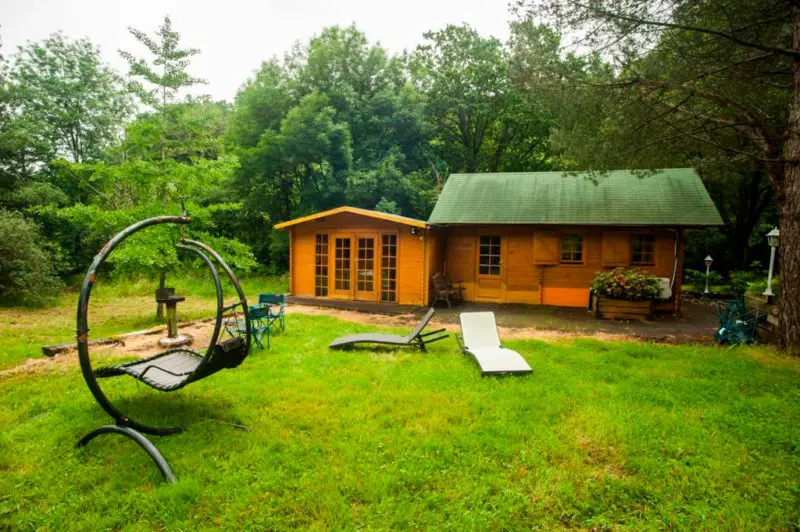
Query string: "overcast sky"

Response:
xmin=2 ymin=0 xmax=514 ymax=102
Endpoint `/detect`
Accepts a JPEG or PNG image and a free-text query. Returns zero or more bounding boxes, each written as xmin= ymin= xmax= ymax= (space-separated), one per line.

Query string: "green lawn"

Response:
xmin=1 ymin=288 xmax=799 ymax=529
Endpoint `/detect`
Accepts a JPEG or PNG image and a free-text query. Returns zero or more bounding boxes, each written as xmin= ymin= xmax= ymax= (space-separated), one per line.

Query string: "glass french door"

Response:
xmin=355 ymin=235 xmax=378 ymax=300
xmin=332 ymin=236 xmax=352 ymax=297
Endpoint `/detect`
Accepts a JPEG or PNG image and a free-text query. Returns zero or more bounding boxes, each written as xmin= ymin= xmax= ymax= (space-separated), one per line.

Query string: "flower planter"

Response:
xmin=592 ymin=295 xmax=654 ymax=322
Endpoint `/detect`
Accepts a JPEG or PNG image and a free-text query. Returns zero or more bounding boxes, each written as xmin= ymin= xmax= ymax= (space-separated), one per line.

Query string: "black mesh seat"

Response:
xmin=94 ymin=336 xmax=248 ymax=392
xmin=95 ymin=349 xmax=205 ymax=392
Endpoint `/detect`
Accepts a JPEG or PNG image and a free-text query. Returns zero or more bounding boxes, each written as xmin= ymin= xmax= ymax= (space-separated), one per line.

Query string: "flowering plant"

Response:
xmin=591 ymin=267 xmax=661 ymax=301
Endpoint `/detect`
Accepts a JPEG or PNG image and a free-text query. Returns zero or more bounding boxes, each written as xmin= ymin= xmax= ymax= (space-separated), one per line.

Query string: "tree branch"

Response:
xmin=572 ymin=1 xmax=799 ymax=58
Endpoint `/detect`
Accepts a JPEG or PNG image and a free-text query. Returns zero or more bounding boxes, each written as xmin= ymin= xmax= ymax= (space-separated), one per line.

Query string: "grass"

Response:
xmin=1 ymin=283 xmax=800 ymax=529
xmin=0 ymin=274 xmax=286 ymax=371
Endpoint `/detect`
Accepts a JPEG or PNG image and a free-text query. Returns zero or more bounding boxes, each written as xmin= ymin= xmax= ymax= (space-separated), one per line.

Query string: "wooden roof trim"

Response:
xmin=274 ymin=206 xmax=428 ymax=230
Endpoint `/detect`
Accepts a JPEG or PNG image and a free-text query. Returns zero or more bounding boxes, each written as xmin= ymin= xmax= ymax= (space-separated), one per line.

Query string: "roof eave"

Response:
xmin=274 ymin=206 xmax=429 ymax=230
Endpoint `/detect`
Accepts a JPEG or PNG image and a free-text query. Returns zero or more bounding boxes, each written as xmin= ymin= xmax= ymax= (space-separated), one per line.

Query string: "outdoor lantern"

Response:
xmin=704 ymin=255 xmax=713 ymax=295
xmin=764 ymin=227 xmax=780 ymax=298
xmin=766 ymin=227 xmax=780 ymax=248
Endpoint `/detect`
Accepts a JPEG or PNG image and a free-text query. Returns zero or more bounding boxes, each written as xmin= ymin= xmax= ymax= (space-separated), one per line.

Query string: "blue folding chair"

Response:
xmin=258 ymin=293 xmax=286 ymax=332
xmin=225 ymin=305 xmax=272 ymax=349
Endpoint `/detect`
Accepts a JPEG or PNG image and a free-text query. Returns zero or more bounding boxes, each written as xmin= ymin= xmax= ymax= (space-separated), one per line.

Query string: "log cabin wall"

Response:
xmin=424 ymin=227 xmax=446 ymax=305
xmin=289 ymin=212 xmax=431 ymax=306
xmin=443 ymin=225 xmax=682 ymax=310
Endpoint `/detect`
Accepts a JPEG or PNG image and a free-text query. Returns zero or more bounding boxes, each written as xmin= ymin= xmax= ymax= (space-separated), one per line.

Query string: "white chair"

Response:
xmin=456 ymin=312 xmax=532 ymax=376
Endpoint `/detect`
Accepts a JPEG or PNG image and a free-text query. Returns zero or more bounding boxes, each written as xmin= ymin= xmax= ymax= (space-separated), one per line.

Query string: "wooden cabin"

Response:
xmin=273 ymin=207 xmax=442 ymax=305
xmin=275 ymin=169 xmax=723 ymax=312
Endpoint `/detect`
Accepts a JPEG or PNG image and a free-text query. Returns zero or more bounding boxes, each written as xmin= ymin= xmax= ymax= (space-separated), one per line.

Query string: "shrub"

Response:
xmin=729 ymin=269 xmax=765 ymax=294
xmin=684 ymin=268 xmax=724 ymax=290
xmin=592 ymin=267 xmax=661 ymax=300
xmin=0 ymin=209 xmax=63 ymax=306
xmin=747 ymin=276 xmax=780 ymax=298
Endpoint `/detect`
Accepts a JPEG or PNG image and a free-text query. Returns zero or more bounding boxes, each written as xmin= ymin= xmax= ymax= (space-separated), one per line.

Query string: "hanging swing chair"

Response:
xmin=75 ymin=207 xmax=252 ymax=483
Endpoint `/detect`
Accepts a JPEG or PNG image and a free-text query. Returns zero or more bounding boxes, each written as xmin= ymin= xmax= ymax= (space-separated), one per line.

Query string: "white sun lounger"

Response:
xmin=456 ymin=312 xmax=532 ymax=376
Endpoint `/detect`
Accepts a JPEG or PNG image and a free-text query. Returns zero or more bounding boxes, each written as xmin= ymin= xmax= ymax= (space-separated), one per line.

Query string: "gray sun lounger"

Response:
xmin=329 ymin=308 xmax=448 ymax=351
xmin=456 ymin=312 xmax=532 ymax=376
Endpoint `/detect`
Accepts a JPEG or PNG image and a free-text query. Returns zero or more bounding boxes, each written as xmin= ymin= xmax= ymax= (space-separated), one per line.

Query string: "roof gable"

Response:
xmin=274 ymin=206 xmax=428 ymax=230
xmin=427 ymin=169 xmax=723 ymax=226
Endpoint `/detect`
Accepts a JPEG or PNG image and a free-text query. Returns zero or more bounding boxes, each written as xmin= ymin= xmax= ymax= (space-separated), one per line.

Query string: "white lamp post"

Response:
xmin=763 ymin=227 xmax=780 ymax=298
xmin=704 ymin=255 xmax=713 ymax=295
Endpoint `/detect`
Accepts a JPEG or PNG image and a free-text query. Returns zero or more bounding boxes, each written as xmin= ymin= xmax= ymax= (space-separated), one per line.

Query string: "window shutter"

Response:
xmin=533 ymin=232 xmax=560 ymax=265
xmin=602 ymin=232 xmax=631 ymax=266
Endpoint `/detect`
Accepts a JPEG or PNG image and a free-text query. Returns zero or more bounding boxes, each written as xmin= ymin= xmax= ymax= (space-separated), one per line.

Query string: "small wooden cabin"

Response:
xmin=273 ymin=207 xmax=442 ymax=305
xmin=276 ymin=169 xmax=723 ymax=312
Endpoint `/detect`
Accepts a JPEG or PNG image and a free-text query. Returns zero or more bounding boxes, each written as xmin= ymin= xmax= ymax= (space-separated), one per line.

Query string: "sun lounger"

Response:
xmin=456 ymin=312 xmax=532 ymax=376
xmin=329 ymin=308 xmax=447 ymax=351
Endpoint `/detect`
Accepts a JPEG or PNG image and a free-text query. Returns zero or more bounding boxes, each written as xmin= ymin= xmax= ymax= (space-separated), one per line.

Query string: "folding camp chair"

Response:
xmin=259 ymin=293 xmax=286 ymax=331
xmin=456 ymin=312 xmax=532 ymax=376
xmin=226 ymin=305 xmax=272 ymax=349
xmin=329 ymin=308 xmax=447 ymax=350
xmin=714 ymin=298 xmax=761 ymax=345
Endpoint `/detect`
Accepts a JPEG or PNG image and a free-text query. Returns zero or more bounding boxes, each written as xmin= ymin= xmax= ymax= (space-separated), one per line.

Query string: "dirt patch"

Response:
xmin=288 ymin=304 xmax=644 ymax=343
xmin=1 ymin=320 xmax=217 ymax=379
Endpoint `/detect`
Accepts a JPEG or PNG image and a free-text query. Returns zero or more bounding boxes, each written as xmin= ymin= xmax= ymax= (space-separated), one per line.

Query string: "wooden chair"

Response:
xmin=431 ymin=272 xmax=464 ymax=308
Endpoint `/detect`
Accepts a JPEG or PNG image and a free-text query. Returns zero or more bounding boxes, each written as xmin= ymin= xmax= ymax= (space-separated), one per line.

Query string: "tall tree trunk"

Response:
xmin=776 ymin=180 xmax=800 ymax=352
xmin=778 ymin=6 xmax=800 ymax=352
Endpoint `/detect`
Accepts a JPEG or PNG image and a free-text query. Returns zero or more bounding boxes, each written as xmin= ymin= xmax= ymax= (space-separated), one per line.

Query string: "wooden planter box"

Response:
xmin=592 ymin=295 xmax=654 ymax=321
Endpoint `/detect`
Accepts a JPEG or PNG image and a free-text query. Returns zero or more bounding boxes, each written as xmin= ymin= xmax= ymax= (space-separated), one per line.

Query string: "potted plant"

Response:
xmin=590 ymin=268 xmax=661 ymax=321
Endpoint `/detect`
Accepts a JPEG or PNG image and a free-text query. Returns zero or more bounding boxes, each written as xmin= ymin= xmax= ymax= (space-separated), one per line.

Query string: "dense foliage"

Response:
xmin=591 ymin=268 xmax=661 ymax=301
xmin=0 ymin=209 xmax=62 ymax=306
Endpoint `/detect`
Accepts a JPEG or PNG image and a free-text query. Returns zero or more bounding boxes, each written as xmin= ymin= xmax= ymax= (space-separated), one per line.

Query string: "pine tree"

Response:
xmin=119 ymin=15 xmax=206 ymax=319
xmin=119 ymin=15 xmax=206 ymax=162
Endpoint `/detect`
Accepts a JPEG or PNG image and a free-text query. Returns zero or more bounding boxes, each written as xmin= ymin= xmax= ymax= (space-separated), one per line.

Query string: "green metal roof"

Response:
xmin=427 ymin=169 xmax=723 ymax=226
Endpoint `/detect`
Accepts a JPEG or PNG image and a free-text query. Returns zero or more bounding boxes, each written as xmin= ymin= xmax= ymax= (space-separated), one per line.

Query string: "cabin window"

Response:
xmin=560 ymin=234 xmax=583 ymax=263
xmin=334 ymin=237 xmax=351 ymax=290
xmin=381 ymin=234 xmax=398 ymax=302
xmin=315 ymin=234 xmax=329 ymax=296
xmin=479 ymin=235 xmax=502 ymax=275
xmin=631 ymin=234 xmax=655 ymax=265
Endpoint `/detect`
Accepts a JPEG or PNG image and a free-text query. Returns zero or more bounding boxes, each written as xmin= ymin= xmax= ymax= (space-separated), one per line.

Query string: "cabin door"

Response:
xmin=331 ymin=235 xmax=354 ymax=299
xmin=476 ymin=234 xmax=505 ymax=301
xmin=354 ymin=234 xmax=379 ymax=301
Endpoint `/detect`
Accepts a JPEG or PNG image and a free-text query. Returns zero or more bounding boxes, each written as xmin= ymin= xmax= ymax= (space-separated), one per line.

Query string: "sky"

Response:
xmin=1 ymin=0 xmax=514 ymax=102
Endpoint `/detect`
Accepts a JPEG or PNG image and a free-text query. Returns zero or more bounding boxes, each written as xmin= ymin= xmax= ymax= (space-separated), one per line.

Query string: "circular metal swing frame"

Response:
xmin=75 ymin=215 xmax=252 ymax=482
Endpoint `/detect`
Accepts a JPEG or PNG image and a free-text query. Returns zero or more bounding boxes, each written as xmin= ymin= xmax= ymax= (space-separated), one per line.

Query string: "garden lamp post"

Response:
xmin=763 ymin=227 xmax=780 ymax=298
xmin=704 ymin=255 xmax=713 ymax=295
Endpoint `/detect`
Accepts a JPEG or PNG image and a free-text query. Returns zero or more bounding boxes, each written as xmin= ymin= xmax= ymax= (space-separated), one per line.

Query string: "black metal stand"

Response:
xmin=77 ymin=424 xmax=177 ymax=483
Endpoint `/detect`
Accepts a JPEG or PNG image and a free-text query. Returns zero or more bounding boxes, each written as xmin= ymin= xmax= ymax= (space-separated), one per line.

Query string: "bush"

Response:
xmin=747 ymin=276 xmax=780 ymax=298
xmin=729 ymin=269 xmax=765 ymax=294
xmin=592 ymin=267 xmax=661 ymax=301
xmin=0 ymin=209 xmax=63 ymax=306
xmin=684 ymin=268 xmax=724 ymax=290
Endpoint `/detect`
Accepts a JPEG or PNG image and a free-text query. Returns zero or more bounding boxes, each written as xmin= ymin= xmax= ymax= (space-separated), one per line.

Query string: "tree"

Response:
xmin=412 ymin=24 xmax=551 ymax=174
xmin=119 ymin=15 xmax=206 ymax=162
xmin=291 ymin=25 xmax=429 ymax=172
xmin=3 ymin=33 xmax=130 ymax=168
xmin=119 ymin=96 xmax=231 ymax=163
xmin=0 ymin=209 xmax=62 ymax=306
xmin=517 ymin=0 xmax=800 ymax=350
xmin=227 ymin=59 xmax=295 ymax=149
xmin=243 ymin=91 xmax=352 ymax=221
xmin=119 ymin=15 xmax=207 ymax=317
